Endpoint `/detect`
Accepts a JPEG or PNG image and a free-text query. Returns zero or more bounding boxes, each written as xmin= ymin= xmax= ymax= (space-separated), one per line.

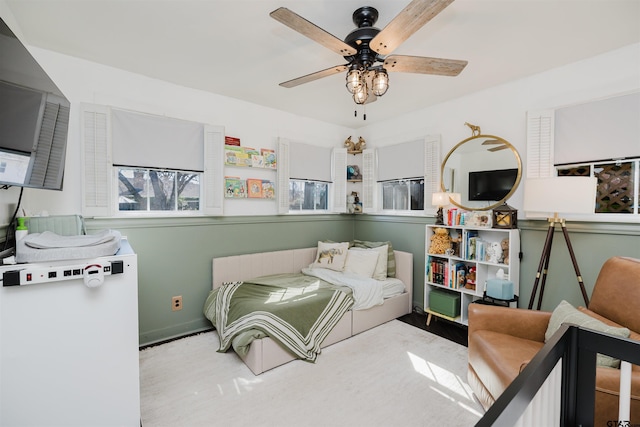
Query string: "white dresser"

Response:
xmin=0 ymin=239 xmax=140 ymax=426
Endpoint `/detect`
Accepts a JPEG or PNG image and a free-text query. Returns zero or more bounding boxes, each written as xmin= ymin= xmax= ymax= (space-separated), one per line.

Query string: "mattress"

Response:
xmin=15 ymin=229 xmax=122 ymax=263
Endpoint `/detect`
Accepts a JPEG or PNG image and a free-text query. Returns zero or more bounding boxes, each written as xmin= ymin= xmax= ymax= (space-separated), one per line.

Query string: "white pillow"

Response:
xmin=310 ymin=241 xmax=349 ymax=271
xmin=344 ymin=249 xmax=380 ymax=278
xmin=351 ymin=244 xmax=388 ymax=280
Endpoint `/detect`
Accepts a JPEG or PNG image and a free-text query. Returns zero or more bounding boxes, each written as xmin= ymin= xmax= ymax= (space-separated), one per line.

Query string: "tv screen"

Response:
xmin=468 ymin=168 xmax=518 ymax=201
xmin=0 ymin=17 xmax=69 ymax=190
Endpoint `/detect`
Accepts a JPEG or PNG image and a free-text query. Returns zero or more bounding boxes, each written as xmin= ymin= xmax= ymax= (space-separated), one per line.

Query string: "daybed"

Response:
xmin=207 ymin=245 xmax=413 ymax=375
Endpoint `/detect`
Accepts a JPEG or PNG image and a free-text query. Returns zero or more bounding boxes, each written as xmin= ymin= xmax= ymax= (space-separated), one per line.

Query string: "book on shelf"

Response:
xmin=427 ymin=257 xmax=449 ymax=286
xmin=251 ymin=154 xmax=264 ymax=168
xmin=224 ymin=145 xmax=244 ymax=166
xmin=453 ymin=262 xmax=467 ymax=290
xmin=261 ymin=148 xmax=277 ymax=169
xmin=247 ymin=178 xmax=263 ymax=198
xmin=466 ymin=231 xmax=478 ymax=260
xmin=224 ymin=177 xmax=247 ymax=198
xmin=262 ymin=181 xmax=275 ymax=199
xmin=224 ymin=136 xmax=241 ymax=146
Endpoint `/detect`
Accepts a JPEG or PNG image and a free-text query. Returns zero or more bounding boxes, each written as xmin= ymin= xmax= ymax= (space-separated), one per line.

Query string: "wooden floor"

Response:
xmin=398 ymin=309 xmax=468 ymax=347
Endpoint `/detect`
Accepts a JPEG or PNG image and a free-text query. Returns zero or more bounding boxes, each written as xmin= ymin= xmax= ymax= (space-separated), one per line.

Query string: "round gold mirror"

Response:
xmin=441 ymin=134 xmax=522 ymax=211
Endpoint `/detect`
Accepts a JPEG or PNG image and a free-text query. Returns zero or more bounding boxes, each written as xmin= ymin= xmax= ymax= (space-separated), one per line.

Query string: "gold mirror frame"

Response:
xmin=440 ymin=134 xmax=522 ymax=211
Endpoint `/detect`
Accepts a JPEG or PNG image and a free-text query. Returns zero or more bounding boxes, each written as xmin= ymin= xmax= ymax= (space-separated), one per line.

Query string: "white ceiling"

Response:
xmin=5 ymin=0 xmax=640 ymax=129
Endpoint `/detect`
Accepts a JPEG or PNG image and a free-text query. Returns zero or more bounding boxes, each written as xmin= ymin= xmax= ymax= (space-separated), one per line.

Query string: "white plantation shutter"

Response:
xmin=81 ymin=104 xmax=112 ymax=217
xmin=332 ymin=148 xmax=347 ymax=213
xmin=424 ymin=135 xmax=441 ymax=214
xmin=362 ymin=148 xmax=377 ymax=212
xmin=203 ymin=125 xmax=224 ymax=215
xmin=527 ymin=110 xmax=555 ymax=178
xmin=277 ymin=138 xmax=290 ymax=214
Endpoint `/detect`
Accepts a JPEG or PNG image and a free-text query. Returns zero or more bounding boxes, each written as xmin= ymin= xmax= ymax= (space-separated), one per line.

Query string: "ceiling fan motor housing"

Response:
xmin=345 ymin=7 xmax=383 ymax=68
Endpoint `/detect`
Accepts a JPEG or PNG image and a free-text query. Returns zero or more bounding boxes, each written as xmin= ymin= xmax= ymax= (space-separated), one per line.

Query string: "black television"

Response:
xmin=0 ymin=17 xmax=69 ymax=190
xmin=468 ymin=168 xmax=518 ymax=201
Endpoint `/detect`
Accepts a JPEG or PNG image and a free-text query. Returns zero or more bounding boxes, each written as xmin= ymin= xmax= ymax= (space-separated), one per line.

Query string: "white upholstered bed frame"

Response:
xmin=212 ymin=247 xmax=413 ymax=375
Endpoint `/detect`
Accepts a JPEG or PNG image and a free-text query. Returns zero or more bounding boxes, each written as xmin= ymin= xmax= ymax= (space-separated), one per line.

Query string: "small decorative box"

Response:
xmin=486 ymin=279 xmax=514 ymax=300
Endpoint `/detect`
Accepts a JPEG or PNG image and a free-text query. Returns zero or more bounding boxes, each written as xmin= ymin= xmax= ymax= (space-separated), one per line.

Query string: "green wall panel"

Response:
xmin=85 ymin=214 xmax=638 ymax=345
xmin=87 ymin=215 xmax=354 ymax=346
xmin=355 ymin=216 xmax=640 ymax=321
xmin=518 ymin=220 xmax=640 ymax=312
xmin=353 ymin=215 xmax=432 ymax=312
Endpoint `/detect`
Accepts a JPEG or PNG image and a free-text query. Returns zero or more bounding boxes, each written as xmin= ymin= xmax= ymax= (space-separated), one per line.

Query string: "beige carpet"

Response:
xmin=139 ymin=320 xmax=484 ymax=427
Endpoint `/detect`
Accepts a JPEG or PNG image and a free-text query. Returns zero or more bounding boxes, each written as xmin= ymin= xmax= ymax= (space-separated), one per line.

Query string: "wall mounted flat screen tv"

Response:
xmin=0 ymin=17 xmax=69 ymax=190
xmin=468 ymin=168 xmax=518 ymax=201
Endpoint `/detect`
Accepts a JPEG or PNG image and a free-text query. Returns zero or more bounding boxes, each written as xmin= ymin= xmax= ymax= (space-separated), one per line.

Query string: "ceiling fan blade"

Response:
xmin=279 ymin=65 xmax=348 ymax=88
xmin=270 ymin=8 xmax=357 ymax=57
xmin=370 ymin=0 xmax=455 ymax=56
xmin=488 ymin=145 xmax=509 ymax=152
xmin=384 ymin=55 xmax=467 ymax=76
xmin=482 ymin=139 xmax=502 ymax=145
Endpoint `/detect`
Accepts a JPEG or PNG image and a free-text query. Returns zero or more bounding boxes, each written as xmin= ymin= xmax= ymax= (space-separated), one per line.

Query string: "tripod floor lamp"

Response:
xmin=523 ymin=177 xmax=597 ymax=310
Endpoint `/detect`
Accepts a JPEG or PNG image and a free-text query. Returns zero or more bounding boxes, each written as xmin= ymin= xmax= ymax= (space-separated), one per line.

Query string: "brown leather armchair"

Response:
xmin=468 ymin=256 xmax=640 ymax=426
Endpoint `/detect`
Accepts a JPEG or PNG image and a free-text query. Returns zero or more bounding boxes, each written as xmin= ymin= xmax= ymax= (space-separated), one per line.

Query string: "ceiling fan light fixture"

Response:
xmin=353 ymin=82 xmax=369 ymax=104
xmin=346 ymin=68 xmax=364 ymax=94
xmin=371 ymin=68 xmax=389 ymax=96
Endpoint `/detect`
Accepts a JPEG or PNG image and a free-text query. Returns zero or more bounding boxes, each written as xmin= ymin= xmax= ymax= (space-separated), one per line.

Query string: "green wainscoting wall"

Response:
xmin=87 ymin=215 xmax=355 ymax=346
xmin=356 ymin=215 xmax=640 ymax=315
xmin=83 ymin=214 xmax=639 ymax=346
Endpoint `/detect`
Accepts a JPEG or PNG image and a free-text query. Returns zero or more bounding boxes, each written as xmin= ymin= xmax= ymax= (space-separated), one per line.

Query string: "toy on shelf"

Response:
xmin=428 ymin=227 xmax=452 ymax=254
xmin=500 ymin=238 xmax=510 ymax=264
xmin=465 ymin=266 xmax=477 ymax=290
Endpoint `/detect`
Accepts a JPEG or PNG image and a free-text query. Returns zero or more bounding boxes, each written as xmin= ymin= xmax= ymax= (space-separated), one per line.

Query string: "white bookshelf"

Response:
xmin=424 ymin=224 xmax=520 ymax=326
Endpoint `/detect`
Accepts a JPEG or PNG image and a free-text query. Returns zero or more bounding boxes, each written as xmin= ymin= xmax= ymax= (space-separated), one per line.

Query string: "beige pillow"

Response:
xmin=310 ymin=241 xmax=349 ymax=271
xmin=350 ymin=245 xmax=389 ymax=280
xmin=351 ymin=240 xmax=395 ymax=277
xmin=344 ymin=249 xmax=380 ymax=278
xmin=545 ymin=300 xmax=631 ymax=368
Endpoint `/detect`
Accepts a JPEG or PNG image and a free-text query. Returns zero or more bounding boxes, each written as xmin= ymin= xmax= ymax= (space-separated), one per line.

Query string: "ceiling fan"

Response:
xmin=270 ymin=0 xmax=468 ymax=106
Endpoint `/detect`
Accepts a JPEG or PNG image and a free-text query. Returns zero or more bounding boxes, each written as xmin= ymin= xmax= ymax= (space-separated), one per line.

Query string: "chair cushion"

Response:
xmin=545 ymin=300 xmax=631 ymax=368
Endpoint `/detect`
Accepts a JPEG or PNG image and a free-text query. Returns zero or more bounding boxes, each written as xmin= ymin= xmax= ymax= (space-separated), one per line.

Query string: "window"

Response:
xmin=82 ymin=104 xmax=224 ymax=217
xmin=118 ymin=167 xmax=201 ymax=212
xmin=381 ymin=178 xmax=424 ymax=211
xmin=557 ymin=158 xmax=639 ymax=215
xmin=289 ymin=179 xmax=328 ymax=211
xmin=368 ymin=136 xmax=440 ymax=214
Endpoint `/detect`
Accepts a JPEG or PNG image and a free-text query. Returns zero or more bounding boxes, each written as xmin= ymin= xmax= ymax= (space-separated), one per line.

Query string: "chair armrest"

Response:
xmin=468 ymin=303 xmax=552 ymax=343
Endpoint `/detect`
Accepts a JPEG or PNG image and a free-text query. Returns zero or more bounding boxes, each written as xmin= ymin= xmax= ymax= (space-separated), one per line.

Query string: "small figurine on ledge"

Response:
xmin=347 ymin=165 xmax=362 ymax=180
xmin=344 ymin=136 xmax=366 ymax=152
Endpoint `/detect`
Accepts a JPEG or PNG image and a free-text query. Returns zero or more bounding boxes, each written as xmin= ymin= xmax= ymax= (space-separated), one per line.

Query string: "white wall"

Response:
xmin=359 ymin=42 xmax=640 ymax=212
xmin=0 ymin=43 xmax=353 ymax=220
xmin=1 ymin=0 xmax=638 ymax=223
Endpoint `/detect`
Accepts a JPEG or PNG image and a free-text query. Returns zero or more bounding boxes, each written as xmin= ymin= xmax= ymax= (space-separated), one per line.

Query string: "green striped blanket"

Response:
xmin=203 ymin=273 xmax=354 ymax=362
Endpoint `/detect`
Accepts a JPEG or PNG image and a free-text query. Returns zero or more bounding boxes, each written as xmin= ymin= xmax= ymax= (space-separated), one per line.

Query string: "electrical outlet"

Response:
xmin=171 ymin=296 xmax=183 ymax=311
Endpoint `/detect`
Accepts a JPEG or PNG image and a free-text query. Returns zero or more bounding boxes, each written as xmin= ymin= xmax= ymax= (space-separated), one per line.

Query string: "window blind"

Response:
xmin=554 ymin=92 xmax=640 ymax=165
xmin=289 ymin=141 xmax=332 ymax=182
xmin=111 ymin=109 xmax=204 ymax=171
xmin=377 ymin=139 xmax=425 ymax=182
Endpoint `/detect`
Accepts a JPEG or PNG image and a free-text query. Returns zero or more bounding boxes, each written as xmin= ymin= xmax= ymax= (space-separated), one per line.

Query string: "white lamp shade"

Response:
xmin=431 ymin=192 xmax=450 ymax=207
xmin=523 ymin=177 xmax=597 ymax=215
